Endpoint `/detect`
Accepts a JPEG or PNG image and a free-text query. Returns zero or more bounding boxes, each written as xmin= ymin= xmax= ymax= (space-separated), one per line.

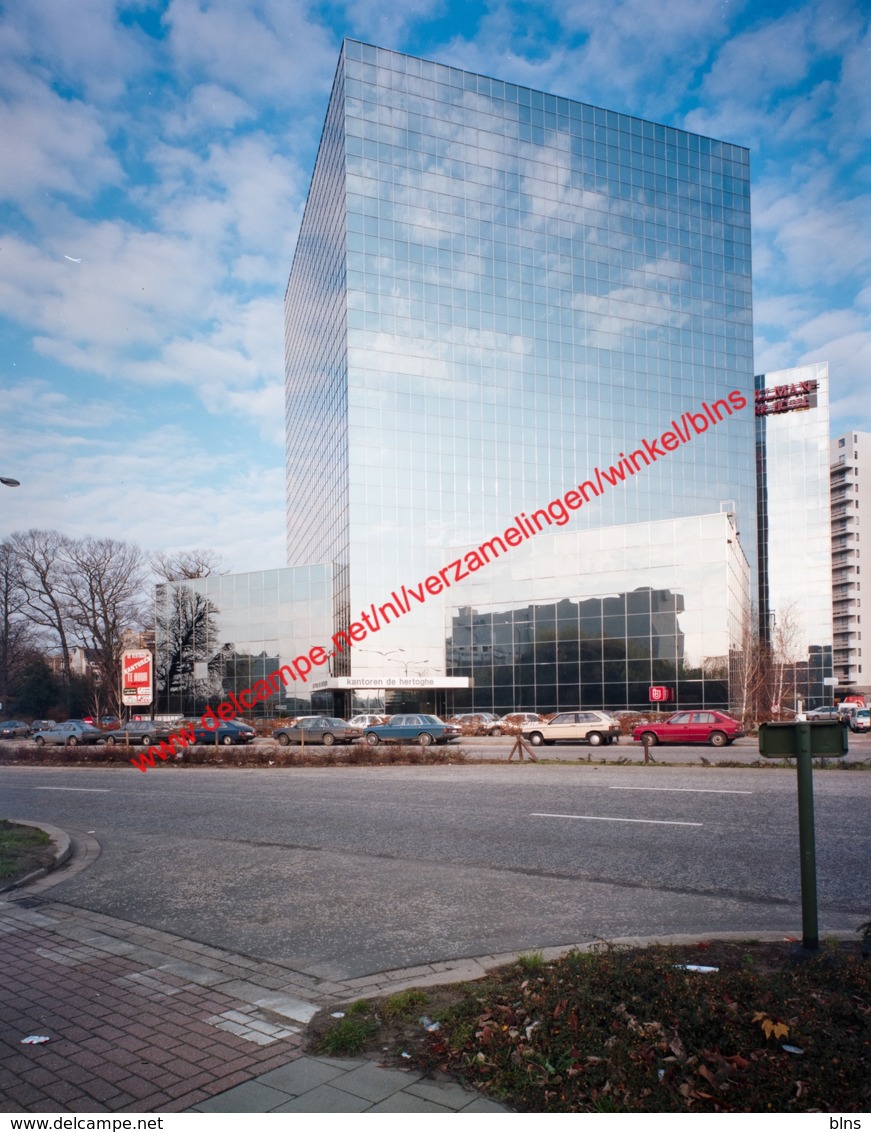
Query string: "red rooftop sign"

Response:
xmin=755 ymin=379 xmax=818 ymax=417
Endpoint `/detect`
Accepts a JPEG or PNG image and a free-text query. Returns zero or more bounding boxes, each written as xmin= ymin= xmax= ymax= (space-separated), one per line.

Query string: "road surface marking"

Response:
xmin=608 ymin=787 xmax=752 ymax=794
xmin=35 ymin=787 xmax=110 ymax=793
xmin=531 ymin=812 xmax=702 ymax=827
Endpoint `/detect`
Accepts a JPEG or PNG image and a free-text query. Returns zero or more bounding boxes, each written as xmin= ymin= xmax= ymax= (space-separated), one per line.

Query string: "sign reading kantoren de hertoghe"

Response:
xmin=311 ymin=676 xmax=470 ymax=691
xmin=121 ymin=649 xmax=153 ymax=706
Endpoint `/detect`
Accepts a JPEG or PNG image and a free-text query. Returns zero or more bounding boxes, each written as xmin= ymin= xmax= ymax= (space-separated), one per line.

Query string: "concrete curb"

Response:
xmin=0 ymin=819 xmax=72 ymax=893
xmin=325 ymin=929 xmax=864 ymax=1000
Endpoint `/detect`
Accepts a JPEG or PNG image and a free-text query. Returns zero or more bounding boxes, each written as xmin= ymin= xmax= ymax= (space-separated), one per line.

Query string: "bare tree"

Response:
xmin=0 ymin=540 xmax=39 ymax=709
xmin=60 ymin=537 xmax=148 ymax=718
xmin=769 ymin=601 xmax=804 ymax=716
xmin=730 ymin=605 xmax=766 ymax=724
xmin=151 ymin=549 xmax=228 ymax=582
xmin=6 ymin=530 xmax=75 ymax=686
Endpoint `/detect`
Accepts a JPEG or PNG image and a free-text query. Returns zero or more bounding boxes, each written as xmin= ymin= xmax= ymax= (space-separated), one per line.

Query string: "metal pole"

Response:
xmin=794 ymin=722 xmax=819 ymax=952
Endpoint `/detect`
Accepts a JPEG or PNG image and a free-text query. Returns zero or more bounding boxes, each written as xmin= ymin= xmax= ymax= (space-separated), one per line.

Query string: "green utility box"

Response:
xmin=758 ymin=721 xmax=848 ymax=759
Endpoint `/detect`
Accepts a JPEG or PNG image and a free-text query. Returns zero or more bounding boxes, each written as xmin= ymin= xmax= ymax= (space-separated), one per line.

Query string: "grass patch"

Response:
xmin=380 ymin=989 xmax=429 ymax=1020
xmin=318 ymin=1016 xmax=379 ymax=1056
xmin=310 ymin=939 xmax=870 ymax=1113
xmin=423 ymin=941 xmax=870 ymax=1113
xmin=0 ymin=819 xmax=53 ymax=883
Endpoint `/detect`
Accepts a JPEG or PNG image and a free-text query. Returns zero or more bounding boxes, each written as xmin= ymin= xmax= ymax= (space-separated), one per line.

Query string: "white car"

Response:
xmin=849 ymin=708 xmax=870 ymax=733
xmin=348 ymin=714 xmax=388 ymax=728
xmin=522 ymin=711 xmax=620 ymax=747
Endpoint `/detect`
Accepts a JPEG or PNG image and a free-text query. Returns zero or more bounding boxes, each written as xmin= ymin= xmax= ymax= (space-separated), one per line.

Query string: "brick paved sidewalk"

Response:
xmin=0 ymin=897 xmax=330 ymax=1112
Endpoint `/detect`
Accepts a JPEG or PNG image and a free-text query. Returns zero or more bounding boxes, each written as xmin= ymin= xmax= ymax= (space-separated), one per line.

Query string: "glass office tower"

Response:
xmin=755 ymin=363 xmax=833 ymax=709
xmin=285 ymin=40 xmax=756 ymax=712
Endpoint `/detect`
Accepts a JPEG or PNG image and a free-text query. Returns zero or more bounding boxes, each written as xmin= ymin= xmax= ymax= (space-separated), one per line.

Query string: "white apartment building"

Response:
xmin=831 ymin=430 xmax=871 ymax=693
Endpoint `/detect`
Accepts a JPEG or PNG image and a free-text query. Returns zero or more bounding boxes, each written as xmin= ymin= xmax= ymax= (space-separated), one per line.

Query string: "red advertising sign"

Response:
xmin=121 ymin=649 xmax=153 ymax=706
xmin=649 ymin=686 xmax=674 ymax=702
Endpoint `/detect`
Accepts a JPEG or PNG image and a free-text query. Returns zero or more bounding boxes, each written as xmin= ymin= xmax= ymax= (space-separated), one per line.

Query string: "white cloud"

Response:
xmin=0 ymin=65 xmax=122 ymax=207
xmin=165 ymin=0 xmax=338 ymax=104
xmin=0 ymin=0 xmax=151 ymax=102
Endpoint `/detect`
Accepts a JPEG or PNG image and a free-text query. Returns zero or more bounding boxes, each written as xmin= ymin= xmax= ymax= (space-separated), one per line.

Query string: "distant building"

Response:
xmin=46 ymin=646 xmax=102 ymax=680
xmin=755 ymin=363 xmax=834 ymax=708
xmin=830 ymin=429 xmax=871 ymax=694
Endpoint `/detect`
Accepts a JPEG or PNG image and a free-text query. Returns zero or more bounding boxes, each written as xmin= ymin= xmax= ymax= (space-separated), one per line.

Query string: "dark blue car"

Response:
xmin=183 ymin=719 xmax=257 ymax=746
xmin=364 ymin=714 xmax=462 ymax=746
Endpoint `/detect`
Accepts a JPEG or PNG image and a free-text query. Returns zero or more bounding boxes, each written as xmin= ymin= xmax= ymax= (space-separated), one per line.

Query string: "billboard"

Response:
xmin=121 ymin=649 xmax=153 ymax=706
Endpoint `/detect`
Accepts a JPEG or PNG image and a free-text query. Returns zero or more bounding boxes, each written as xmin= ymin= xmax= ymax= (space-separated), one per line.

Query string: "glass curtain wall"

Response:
xmin=286 ymin=40 xmax=756 ymax=705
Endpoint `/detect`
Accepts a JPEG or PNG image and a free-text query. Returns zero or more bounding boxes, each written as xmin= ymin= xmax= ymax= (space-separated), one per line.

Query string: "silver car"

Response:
xmin=273 ymin=716 xmax=363 ymax=746
xmin=33 ymin=721 xmax=104 ymax=746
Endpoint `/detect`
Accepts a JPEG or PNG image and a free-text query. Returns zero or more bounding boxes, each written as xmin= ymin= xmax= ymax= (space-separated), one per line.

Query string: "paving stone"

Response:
xmin=460 ymin=1095 xmax=511 ymax=1112
xmin=194 ymin=1081 xmax=291 ymax=1112
xmin=331 ymin=1063 xmax=423 ymax=1103
xmin=405 ymin=1077 xmax=487 ymax=1110
xmin=368 ymin=1092 xmax=456 ymax=1113
xmin=254 ymin=1056 xmax=346 ymax=1095
xmin=269 ymin=1084 xmax=372 ymax=1113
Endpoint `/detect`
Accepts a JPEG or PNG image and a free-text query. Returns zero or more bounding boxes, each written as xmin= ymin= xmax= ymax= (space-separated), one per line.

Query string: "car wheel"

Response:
xmin=528 ymin=732 xmax=544 ymax=746
xmin=418 ymin=732 xmax=434 ymax=746
xmin=640 ymin=731 xmax=658 ymax=746
xmin=221 ymin=735 xmax=233 ymax=746
xmin=709 ymin=731 xmax=728 ymax=747
xmin=491 ymin=727 xmax=503 ymax=737
xmin=322 ymin=733 xmax=335 ymax=747
xmin=366 ymin=732 xmax=380 ymax=746
xmin=67 ymin=737 xmax=79 ymax=747
xmin=141 ymin=736 xmax=152 ymax=747
xmin=35 ymin=736 xmax=45 ymax=747
xmin=588 ymin=732 xmax=605 ymax=746
xmin=277 ymin=733 xmax=290 ymax=746
xmin=106 ymin=736 xmax=118 ymax=746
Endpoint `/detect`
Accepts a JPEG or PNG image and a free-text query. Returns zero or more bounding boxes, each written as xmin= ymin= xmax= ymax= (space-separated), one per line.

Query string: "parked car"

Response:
xmin=522 ymin=711 xmax=620 ymax=747
xmin=30 ymin=720 xmax=56 ymax=733
xmin=491 ymin=712 xmax=542 ymax=735
xmin=99 ymin=716 xmax=121 ymax=730
xmin=33 ymin=721 xmax=103 ymax=746
xmin=449 ymin=712 xmax=502 ymax=734
xmin=805 ymin=707 xmax=841 ymax=721
xmin=0 ymin=719 xmax=31 ymax=739
xmin=348 ymin=714 xmax=389 ymax=728
xmin=103 ymin=720 xmax=174 ymax=746
xmin=273 ymin=716 xmax=361 ymax=746
xmin=183 ymin=719 xmax=257 ymax=745
xmin=632 ymin=710 xmax=744 ymax=747
xmin=364 ymin=714 xmax=461 ymax=746
xmin=849 ymin=708 xmax=870 ymax=733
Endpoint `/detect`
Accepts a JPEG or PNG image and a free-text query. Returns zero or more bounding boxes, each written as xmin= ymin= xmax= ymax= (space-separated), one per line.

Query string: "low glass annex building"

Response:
xmin=154 ymin=567 xmax=332 ymax=718
xmin=283 ymin=40 xmax=756 ymax=715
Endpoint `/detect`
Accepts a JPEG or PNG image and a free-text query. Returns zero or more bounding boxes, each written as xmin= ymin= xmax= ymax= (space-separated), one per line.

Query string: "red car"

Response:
xmin=632 ymin=710 xmax=744 ymax=748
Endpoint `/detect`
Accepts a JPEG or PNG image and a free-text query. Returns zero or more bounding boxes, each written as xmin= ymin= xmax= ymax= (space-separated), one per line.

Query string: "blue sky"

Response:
xmin=1 ymin=0 xmax=868 ymax=572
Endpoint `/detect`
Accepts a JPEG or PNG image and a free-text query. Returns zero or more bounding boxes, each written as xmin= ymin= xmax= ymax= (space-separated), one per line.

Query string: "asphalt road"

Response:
xmin=2 ymin=759 xmax=868 ymax=980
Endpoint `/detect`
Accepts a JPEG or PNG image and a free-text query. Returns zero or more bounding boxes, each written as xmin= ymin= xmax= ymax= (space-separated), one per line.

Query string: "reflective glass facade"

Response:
xmin=284 ymin=41 xmax=756 ymax=710
xmin=445 ymin=512 xmax=749 ymax=713
xmin=755 ymin=363 xmax=833 ymax=708
xmin=155 ymin=566 xmax=332 ymax=717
